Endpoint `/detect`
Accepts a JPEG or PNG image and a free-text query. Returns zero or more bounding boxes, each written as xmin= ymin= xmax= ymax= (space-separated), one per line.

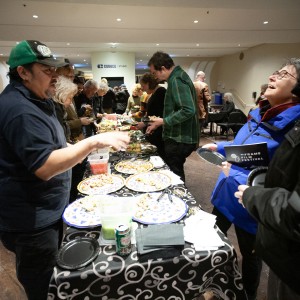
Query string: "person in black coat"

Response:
xmin=137 ymin=73 xmax=166 ymax=160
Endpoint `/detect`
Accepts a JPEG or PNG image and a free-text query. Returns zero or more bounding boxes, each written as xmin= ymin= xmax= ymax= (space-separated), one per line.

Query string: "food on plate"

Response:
xmin=118 ymin=125 xmax=131 ymax=131
xmin=115 ymin=159 xmax=153 ymax=174
xmin=126 ymin=171 xmax=171 ymax=192
xmin=77 ymin=174 xmax=125 ymax=195
xmin=133 ymin=192 xmax=188 ymax=224
xmin=96 ymin=119 xmax=117 ymax=133
xmin=62 ymin=195 xmax=114 ymax=228
xmin=126 ymin=143 xmax=142 ymax=153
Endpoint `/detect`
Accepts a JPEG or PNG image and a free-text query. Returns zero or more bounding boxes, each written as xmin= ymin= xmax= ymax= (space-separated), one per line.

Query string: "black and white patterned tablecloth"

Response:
xmin=48 ymin=154 xmax=246 ymax=300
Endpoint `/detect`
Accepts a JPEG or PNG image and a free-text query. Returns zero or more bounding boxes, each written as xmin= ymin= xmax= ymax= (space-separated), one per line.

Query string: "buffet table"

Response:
xmin=48 ymin=130 xmax=246 ymax=300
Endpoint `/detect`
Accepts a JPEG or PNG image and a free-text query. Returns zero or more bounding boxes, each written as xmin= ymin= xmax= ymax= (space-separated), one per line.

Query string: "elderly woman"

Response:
xmin=202 ymin=58 xmax=300 ymax=300
xmin=219 ymin=92 xmax=236 ymax=135
xmin=235 ymin=60 xmax=300 ymax=300
xmin=53 ymin=75 xmax=78 ymax=142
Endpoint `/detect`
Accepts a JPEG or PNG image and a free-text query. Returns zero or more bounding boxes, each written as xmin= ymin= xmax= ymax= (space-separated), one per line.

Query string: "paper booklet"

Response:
xmin=224 ymin=142 xmax=269 ymax=168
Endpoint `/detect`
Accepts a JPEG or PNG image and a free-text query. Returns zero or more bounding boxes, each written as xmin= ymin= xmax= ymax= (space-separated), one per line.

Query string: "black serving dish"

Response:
xmin=196 ymin=147 xmax=226 ymax=166
xmin=247 ymin=167 xmax=268 ymax=187
xmin=56 ymin=237 xmax=100 ymax=270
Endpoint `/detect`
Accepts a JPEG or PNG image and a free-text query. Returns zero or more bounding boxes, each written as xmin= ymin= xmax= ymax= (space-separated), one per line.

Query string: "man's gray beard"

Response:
xmin=46 ymin=88 xmax=55 ymax=99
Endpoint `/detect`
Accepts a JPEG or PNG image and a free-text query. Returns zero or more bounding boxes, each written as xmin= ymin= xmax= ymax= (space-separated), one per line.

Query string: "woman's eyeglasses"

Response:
xmin=272 ymin=70 xmax=296 ymax=80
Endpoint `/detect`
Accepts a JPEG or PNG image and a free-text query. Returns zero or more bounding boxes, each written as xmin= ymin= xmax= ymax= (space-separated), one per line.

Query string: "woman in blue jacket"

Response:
xmin=202 ymin=58 xmax=300 ymax=300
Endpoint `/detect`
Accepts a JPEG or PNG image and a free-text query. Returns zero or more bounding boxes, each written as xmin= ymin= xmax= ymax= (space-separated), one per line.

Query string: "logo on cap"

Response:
xmin=37 ymin=45 xmax=52 ymax=57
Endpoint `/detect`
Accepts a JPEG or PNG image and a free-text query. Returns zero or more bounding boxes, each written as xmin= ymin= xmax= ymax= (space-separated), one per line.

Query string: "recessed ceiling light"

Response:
xmin=156 ymin=43 xmax=159 ymax=46
xmin=238 ymin=44 xmax=241 ymax=47
xmin=77 ymin=54 xmax=80 ymax=56
xmin=194 ymin=20 xmax=198 ymax=24
xmin=187 ymin=54 xmax=190 ymax=57
xmin=116 ymin=18 xmax=121 ymax=22
xmin=263 ymin=21 xmax=269 ymax=24
xmin=196 ymin=44 xmax=199 ymax=47
xmin=0 ymin=54 xmax=3 ymax=56
xmin=83 ymin=59 xmax=86 ymax=62
xmin=136 ymin=62 xmax=139 ymax=65
xmin=67 ymin=43 xmax=70 ymax=46
xmin=33 ymin=15 xmax=38 ymax=19
xmin=140 ymin=59 xmax=142 ymax=62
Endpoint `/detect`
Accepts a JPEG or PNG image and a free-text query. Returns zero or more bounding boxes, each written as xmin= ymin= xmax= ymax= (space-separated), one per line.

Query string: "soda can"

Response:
xmin=115 ymin=224 xmax=132 ymax=256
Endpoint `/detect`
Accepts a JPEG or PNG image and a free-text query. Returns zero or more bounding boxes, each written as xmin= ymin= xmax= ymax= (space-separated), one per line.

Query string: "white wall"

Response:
xmin=0 ymin=60 xmax=9 ymax=92
xmin=91 ymin=52 xmax=136 ymax=92
xmin=210 ymin=43 xmax=300 ymax=113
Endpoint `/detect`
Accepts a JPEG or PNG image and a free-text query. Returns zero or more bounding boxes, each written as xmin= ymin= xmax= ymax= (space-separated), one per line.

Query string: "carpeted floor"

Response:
xmin=0 ymin=133 xmax=268 ymax=300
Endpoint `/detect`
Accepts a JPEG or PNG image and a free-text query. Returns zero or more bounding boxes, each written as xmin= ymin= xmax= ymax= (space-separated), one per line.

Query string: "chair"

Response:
xmin=216 ymin=111 xmax=247 ymax=140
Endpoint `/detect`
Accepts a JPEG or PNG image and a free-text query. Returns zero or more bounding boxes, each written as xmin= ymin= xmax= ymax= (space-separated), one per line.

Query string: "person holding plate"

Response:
xmin=146 ymin=51 xmax=199 ymax=181
xmin=0 ymin=40 xmax=130 ymax=300
xmin=202 ymin=58 xmax=300 ymax=300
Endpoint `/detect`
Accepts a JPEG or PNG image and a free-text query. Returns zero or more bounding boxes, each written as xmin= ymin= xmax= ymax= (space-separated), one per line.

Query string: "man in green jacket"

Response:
xmin=147 ymin=51 xmax=199 ymax=181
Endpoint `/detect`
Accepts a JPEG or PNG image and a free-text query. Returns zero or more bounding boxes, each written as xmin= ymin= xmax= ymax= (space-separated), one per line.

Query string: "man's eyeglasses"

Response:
xmin=41 ymin=67 xmax=57 ymax=76
xmin=272 ymin=70 xmax=296 ymax=80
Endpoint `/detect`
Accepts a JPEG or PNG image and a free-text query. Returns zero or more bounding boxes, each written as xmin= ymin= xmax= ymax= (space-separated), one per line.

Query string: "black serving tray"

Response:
xmin=196 ymin=147 xmax=226 ymax=166
xmin=247 ymin=167 xmax=268 ymax=187
xmin=56 ymin=237 xmax=100 ymax=270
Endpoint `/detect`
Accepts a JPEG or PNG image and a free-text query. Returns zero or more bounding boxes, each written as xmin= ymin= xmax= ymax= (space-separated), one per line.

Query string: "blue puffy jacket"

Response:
xmin=211 ymin=105 xmax=300 ymax=234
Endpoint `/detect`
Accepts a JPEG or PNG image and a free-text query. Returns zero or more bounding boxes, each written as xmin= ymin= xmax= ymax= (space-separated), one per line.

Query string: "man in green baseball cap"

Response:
xmin=0 ymin=40 xmax=130 ymax=300
xmin=7 ymin=40 xmax=66 ymax=69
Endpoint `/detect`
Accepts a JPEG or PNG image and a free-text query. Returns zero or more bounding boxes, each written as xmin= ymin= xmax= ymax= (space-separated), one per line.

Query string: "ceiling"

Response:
xmin=0 ymin=0 xmax=300 ymax=73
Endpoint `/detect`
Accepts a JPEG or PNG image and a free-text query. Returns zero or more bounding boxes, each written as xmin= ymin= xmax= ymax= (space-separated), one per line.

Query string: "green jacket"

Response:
xmin=163 ymin=66 xmax=199 ymax=144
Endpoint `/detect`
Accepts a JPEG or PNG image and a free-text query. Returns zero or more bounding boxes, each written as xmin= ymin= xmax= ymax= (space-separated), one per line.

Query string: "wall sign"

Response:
xmin=97 ymin=64 xmax=127 ymax=68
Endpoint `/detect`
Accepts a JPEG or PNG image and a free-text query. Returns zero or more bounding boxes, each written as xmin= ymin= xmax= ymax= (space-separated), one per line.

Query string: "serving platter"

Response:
xmin=133 ymin=192 xmax=188 ymax=224
xmin=196 ymin=147 xmax=226 ymax=166
xmin=247 ymin=167 xmax=268 ymax=187
xmin=63 ymin=195 xmax=114 ymax=228
xmin=56 ymin=237 xmax=100 ymax=270
xmin=126 ymin=171 xmax=171 ymax=192
xmin=77 ymin=174 xmax=125 ymax=195
xmin=115 ymin=159 xmax=153 ymax=174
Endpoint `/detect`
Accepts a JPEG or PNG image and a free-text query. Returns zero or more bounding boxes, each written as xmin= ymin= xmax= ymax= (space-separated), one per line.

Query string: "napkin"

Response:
xmin=159 ymin=170 xmax=184 ymax=185
xmin=149 ymin=156 xmax=165 ymax=168
xmin=183 ymin=210 xmax=224 ymax=251
xmin=136 ymin=224 xmax=185 ymax=255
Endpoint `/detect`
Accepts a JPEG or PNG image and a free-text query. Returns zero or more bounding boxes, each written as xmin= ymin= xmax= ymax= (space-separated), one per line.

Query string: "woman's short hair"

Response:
xmin=140 ymin=72 xmax=159 ymax=90
xmin=223 ymin=92 xmax=234 ymax=102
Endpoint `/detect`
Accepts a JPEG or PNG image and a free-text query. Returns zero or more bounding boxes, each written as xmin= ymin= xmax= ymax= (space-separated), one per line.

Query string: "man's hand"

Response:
xmin=146 ymin=117 xmax=164 ymax=135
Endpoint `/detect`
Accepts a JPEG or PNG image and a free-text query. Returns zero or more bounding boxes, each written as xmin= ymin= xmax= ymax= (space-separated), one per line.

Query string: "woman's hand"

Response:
xmin=220 ymin=161 xmax=232 ymax=176
xmin=234 ymin=184 xmax=249 ymax=207
xmin=201 ymin=143 xmax=217 ymax=151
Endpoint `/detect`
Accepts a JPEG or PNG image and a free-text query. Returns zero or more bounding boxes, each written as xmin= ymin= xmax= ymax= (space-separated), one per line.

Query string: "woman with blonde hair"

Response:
xmin=125 ymin=83 xmax=144 ymax=115
xmin=53 ymin=76 xmax=78 ymax=142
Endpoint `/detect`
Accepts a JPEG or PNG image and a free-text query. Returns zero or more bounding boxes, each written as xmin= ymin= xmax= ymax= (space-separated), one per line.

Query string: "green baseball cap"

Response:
xmin=7 ymin=40 xmax=67 ymax=69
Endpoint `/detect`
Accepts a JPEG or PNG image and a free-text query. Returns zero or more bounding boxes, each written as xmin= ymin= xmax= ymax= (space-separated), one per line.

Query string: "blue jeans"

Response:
xmin=0 ymin=220 xmax=63 ymax=300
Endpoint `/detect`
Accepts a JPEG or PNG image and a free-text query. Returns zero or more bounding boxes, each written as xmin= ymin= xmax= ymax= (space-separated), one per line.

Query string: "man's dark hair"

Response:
xmin=148 ymin=51 xmax=174 ymax=71
xmin=140 ymin=72 xmax=159 ymax=90
xmin=7 ymin=63 xmax=34 ymax=82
